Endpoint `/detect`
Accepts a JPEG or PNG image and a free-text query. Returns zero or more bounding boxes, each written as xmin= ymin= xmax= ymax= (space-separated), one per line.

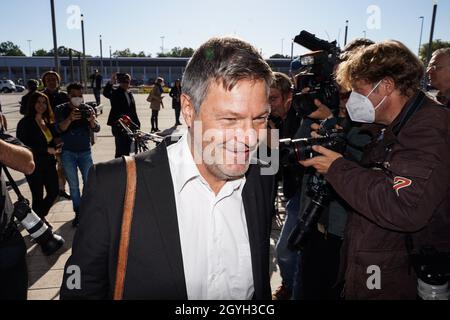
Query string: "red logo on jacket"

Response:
xmin=393 ymin=176 xmax=412 ymax=196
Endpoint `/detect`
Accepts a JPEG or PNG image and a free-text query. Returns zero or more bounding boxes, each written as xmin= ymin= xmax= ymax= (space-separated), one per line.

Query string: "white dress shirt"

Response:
xmin=167 ymin=134 xmax=254 ymax=300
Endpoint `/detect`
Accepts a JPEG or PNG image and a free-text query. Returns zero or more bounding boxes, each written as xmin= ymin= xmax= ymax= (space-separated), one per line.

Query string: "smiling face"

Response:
xmin=34 ymin=96 xmax=48 ymax=115
xmin=183 ymin=79 xmax=270 ymax=183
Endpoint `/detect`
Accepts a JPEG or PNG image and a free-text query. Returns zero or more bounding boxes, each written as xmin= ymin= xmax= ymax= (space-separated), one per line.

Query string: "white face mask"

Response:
xmin=346 ymin=80 xmax=387 ymax=123
xmin=70 ymin=97 xmax=83 ymax=107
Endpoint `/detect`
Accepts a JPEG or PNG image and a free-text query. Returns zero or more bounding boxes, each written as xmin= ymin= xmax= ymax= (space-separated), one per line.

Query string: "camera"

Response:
xmin=411 ymin=246 xmax=450 ymax=300
xmin=291 ymin=31 xmax=341 ymax=117
xmin=116 ymin=73 xmax=129 ymax=83
xmin=1 ymin=165 xmax=65 ymax=256
xmin=279 ymin=122 xmax=346 ymax=250
xmin=13 ymin=198 xmax=65 ymax=256
xmin=76 ymin=105 xmax=93 ymax=119
xmin=80 ymin=108 xmax=92 ymax=119
xmin=279 ymin=127 xmax=346 ymax=165
xmin=288 ymin=174 xmax=330 ymax=251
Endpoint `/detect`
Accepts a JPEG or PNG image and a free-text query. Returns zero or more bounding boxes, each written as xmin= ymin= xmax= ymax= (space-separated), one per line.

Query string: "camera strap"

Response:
xmin=1 ymin=165 xmax=25 ymax=201
xmin=0 ymin=166 xmax=25 ymax=238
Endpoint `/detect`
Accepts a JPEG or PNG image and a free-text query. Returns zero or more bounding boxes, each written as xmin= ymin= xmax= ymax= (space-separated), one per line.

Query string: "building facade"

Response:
xmin=0 ymin=56 xmax=292 ymax=86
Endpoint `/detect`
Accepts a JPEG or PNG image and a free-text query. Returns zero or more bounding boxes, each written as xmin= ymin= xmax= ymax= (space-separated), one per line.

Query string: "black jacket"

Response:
xmin=103 ymin=82 xmax=140 ymax=128
xmin=169 ymin=86 xmax=182 ymax=108
xmin=41 ymin=88 xmax=69 ymax=111
xmin=20 ymin=92 xmax=34 ymax=115
xmin=16 ymin=116 xmax=58 ymax=165
xmin=60 ymin=142 xmax=274 ymax=300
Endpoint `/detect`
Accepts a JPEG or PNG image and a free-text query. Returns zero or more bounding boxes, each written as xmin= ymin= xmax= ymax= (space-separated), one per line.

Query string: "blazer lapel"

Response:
xmin=242 ymin=164 xmax=265 ymax=297
xmin=138 ymin=142 xmax=188 ymax=299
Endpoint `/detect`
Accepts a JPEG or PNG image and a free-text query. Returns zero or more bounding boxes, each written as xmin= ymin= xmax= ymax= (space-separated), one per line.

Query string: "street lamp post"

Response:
xmin=81 ymin=14 xmax=87 ymax=91
xmin=418 ymin=16 xmax=425 ymax=57
xmin=109 ymin=46 xmax=113 ymax=75
xmin=160 ymin=36 xmax=165 ymax=55
xmin=69 ymin=49 xmax=75 ymax=82
xmin=27 ymin=40 xmax=32 ymax=57
xmin=100 ymin=35 xmax=104 ymax=77
xmin=50 ymin=0 xmax=59 ymax=74
xmin=291 ymin=39 xmax=294 ymax=61
xmin=344 ymin=20 xmax=349 ymax=46
xmin=426 ymin=0 xmax=438 ymax=66
xmin=281 ymin=38 xmax=284 ymax=56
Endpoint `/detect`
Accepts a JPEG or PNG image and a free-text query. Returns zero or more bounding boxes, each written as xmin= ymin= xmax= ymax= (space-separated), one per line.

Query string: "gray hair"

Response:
xmin=433 ymin=48 xmax=450 ymax=60
xmin=182 ymin=37 xmax=274 ymax=113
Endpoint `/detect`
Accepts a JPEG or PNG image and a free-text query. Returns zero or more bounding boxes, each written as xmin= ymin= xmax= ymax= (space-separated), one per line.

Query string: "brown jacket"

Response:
xmin=326 ymin=93 xmax=450 ymax=300
xmin=148 ymin=85 xmax=164 ymax=111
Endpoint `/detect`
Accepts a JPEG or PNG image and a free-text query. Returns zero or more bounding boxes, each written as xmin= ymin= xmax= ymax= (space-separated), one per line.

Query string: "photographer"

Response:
xmin=103 ymin=73 xmax=141 ymax=158
xmin=269 ymin=72 xmax=303 ymax=300
xmin=0 ymin=126 xmax=35 ymax=300
xmin=293 ymin=38 xmax=374 ymax=300
xmin=301 ymin=40 xmax=450 ymax=299
xmin=55 ymin=83 xmax=100 ymax=227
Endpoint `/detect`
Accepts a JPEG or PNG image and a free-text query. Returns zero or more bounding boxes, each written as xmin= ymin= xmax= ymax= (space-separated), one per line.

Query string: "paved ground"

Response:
xmin=0 ymin=91 xmax=284 ymax=300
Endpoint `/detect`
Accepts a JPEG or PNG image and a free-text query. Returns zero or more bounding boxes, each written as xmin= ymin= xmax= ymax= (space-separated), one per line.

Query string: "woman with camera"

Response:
xmin=16 ymin=92 xmax=60 ymax=228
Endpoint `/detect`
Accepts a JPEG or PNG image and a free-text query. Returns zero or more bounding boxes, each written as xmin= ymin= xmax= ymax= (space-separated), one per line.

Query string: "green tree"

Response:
xmin=33 ymin=48 xmax=50 ymax=56
xmin=270 ymin=53 xmax=290 ymax=59
xmin=33 ymin=46 xmax=83 ymax=57
xmin=157 ymin=47 xmax=194 ymax=57
xmin=419 ymin=40 xmax=450 ymax=64
xmin=113 ymin=48 xmax=148 ymax=57
xmin=0 ymin=41 xmax=26 ymax=56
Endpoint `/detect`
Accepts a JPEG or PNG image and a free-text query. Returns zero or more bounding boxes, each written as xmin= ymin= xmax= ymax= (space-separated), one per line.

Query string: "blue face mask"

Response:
xmin=346 ymin=80 xmax=387 ymax=123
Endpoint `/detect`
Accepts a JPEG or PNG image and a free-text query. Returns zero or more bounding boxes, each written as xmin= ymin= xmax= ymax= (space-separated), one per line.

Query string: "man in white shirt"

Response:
xmin=61 ymin=36 xmax=276 ymax=300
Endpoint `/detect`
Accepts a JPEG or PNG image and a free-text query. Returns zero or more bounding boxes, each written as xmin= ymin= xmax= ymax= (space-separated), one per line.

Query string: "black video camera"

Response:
xmin=292 ymin=31 xmax=341 ymax=117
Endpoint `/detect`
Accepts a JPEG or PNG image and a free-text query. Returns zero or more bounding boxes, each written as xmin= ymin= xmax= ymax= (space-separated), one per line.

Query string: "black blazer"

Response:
xmin=169 ymin=86 xmax=182 ymax=108
xmin=16 ymin=116 xmax=57 ymax=165
xmin=60 ymin=142 xmax=274 ymax=300
xmin=103 ymin=83 xmax=140 ymax=128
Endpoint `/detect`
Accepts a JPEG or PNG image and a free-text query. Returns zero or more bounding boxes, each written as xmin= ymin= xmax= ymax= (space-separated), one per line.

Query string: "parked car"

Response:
xmin=0 ymin=79 xmax=17 ymax=93
xmin=15 ymin=85 xmax=26 ymax=92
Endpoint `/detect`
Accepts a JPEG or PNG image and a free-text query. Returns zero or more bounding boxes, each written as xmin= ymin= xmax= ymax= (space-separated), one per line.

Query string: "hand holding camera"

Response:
xmin=71 ymin=107 xmax=93 ymax=121
xmin=111 ymin=72 xmax=117 ymax=84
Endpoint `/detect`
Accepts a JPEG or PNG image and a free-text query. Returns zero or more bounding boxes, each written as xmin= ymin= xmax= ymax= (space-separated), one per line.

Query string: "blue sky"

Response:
xmin=3 ymin=0 xmax=449 ymax=58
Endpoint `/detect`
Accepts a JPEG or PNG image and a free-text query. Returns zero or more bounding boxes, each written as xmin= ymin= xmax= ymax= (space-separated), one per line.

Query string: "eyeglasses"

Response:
xmin=427 ymin=64 xmax=450 ymax=71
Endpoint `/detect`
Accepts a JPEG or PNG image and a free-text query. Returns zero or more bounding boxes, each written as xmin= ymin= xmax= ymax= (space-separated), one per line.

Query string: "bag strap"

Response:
xmin=113 ymin=156 xmax=137 ymax=300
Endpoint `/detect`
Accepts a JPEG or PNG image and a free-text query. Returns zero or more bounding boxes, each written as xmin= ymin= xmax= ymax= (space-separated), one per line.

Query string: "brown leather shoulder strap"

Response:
xmin=113 ymin=156 xmax=137 ymax=300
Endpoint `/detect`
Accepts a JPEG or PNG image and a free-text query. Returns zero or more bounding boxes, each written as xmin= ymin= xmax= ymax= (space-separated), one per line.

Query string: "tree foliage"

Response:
xmin=158 ymin=47 xmax=194 ymax=57
xmin=0 ymin=41 xmax=26 ymax=56
xmin=419 ymin=39 xmax=450 ymax=64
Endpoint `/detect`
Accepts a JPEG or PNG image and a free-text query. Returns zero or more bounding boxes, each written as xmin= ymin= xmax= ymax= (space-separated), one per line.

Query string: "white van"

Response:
xmin=0 ymin=80 xmax=17 ymax=93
